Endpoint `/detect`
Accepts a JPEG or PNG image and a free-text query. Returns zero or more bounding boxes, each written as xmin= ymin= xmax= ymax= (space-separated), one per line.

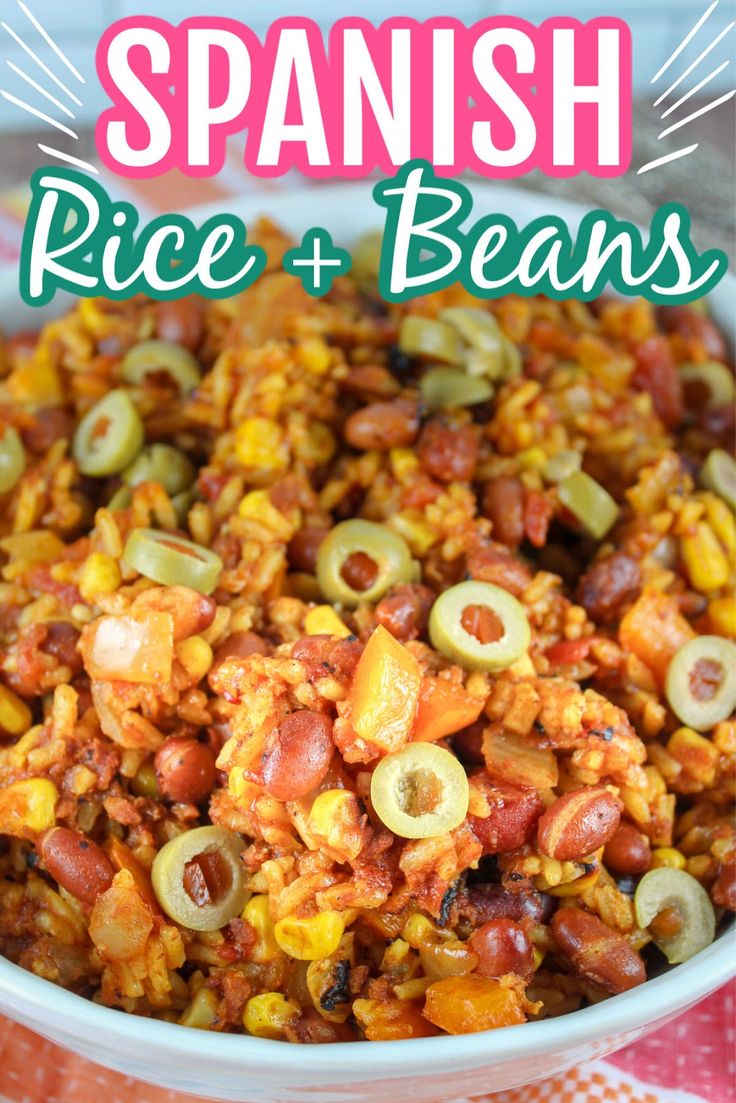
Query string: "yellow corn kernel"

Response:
xmin=306 ymin=790 xmax=364 ymax=862
xmin=667 ymin=726 xmax=719 ymax=787
xmin=704 ymin=494 xmax=736 ymax=558
xmin=304 ymin=605 xmax=351 ymax=639
xmin=78 ymin=553 xmax=121 ymax=603
xmin=243 ymin=992 xmax=300 ymax=1039
xmin=388 ymin=511 xmax=437 ymax=555
xmin=0 ymin=778 xmax=58 ymax=839
xmin=238 ymin=489 xmax=295 ymax=540
xmin=179 ymin=987 xmax=219 ymax=1030
xmin=681 ymin=522 xmax=730 ymax=592
xmin=0 ymin=684 xmax=32 ymax=737
xmin=517 ymin=446 xmax=547 ymax=471
xmin=545 ymin=867 xmax=601 ymax=897
xmin=296 ymin=337 xmax=331 ymax=375
xmin=274 ymin=911 xmax=345 ymax=961
xmin=402 ymin=913 xmax=450 ymax=949
xmin=708 ymin=595 xmax=736 ymax=638
xmin=390 ymin=448 xmax=420 ymax=481
xmin=235 ymin=417 xmax=288 ymax=475
xmin=174 ymin=636 xmax=213 ymax=682
xmin=713 ymin=721 xmax=736 ymax=756
xmin=242 ymin=894 xmax=281 ymax=963
xmin=295 ymin=423 xmax=336 ymax=466
xmin=650 ymin=847 xmax=686 ymax=870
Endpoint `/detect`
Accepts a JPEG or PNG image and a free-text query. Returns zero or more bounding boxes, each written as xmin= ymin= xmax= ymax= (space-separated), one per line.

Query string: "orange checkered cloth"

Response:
xmin=0 ymin=984 xmax=733 ymax=1103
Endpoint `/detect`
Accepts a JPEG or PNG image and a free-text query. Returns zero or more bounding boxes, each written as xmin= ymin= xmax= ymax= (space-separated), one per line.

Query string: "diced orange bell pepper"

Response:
xmin=352 ymin=997 xmax=437 ymax=1040
xmin=423 ymin=975 xmax=527 ymax=1034
xmin=619 ymin=588 xmax=695 ymax=683
xmin=347 ymin=625 xmax=421 ymax=756
xmin=412 ymin=675 xmax=485 ymax=743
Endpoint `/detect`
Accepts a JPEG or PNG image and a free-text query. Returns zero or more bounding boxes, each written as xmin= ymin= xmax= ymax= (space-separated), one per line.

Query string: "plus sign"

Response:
xmin=283 ymin=228 xmax=351 ymax=296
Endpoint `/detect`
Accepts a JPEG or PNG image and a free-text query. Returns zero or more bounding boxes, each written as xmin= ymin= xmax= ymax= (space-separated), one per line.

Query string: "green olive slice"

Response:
xmin=121 ymin=340 xmax=201 ymax=394
xmin=634 ymin=867 xmax=716 ymax=964
xmin=316 ymin=519 xmax=414 ymax=607
xmin=542 ymin=449 xmax=582 ymax=484
xmin=0 ymin=426 xmax=26 ymax=494
xmin=73 ymin=390 xmax=144 ymax=477
xmin=700 ymin=449 xmax=736 ymax=511
xmin=558 ymin=470 xmax=619 ymax=540
xmin=680 ymin=361 xmax=735 ymax=411
xmin=122 ymin=444 xmax=196 ymax=496
xmin=123 ymin=528 xmax=223 ymax=594
xmin=665 ymin=635 xmax=736 ymax=731
xmin=429 ymin=580 xmax=531 ymax=672
xmin=398 ymin=316 xmax=464 ymax=365
xmin=420 ymin=367 xmax=493 ymax=410
xmin=370 ymin=743 xmax=469 ymax=839
xmin=151 ymin=825 xmax=248 ymax=931
xmin=439 ymin=307 xmax=507 ymax=380
xmin=107 ymin=486 xmax=132 ymax=511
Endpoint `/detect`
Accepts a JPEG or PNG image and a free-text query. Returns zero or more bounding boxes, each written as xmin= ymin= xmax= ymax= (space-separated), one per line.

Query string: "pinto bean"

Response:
xmin=466 ymin=545 xmax=532 ymax=598
xmin=41 ymin=622 xmax=82 ymax=676
xmin=632 ymin=335 xmax=683 ymax=429
xmin=551 ymin=908 xmax=646 ymax=993
xmin=462 ymin=883 xmax=555 ymax=926
xmin=417 ymin=419 xmax=479 ymax=483
xmin=292 ymin=635 xmax=363 ymax=681
xmin=340 ymin=365 xmax=400 ymax=401
xmin=154 ymin=737 xmax=217 ymax=804
xmin=657 ymin=305 xmax=727 ymax=362
xmin=212 ymin=631 xmax=269 ymax=665
xmin=482 ymin=477 xmax=525 ymax=549
xmin=603 ymin=822 xmax=652 ymax=875
xmin=537 ymin=788 xmax=622 ymax=861
xmin=577 ymin=552 xmax=641 ymax=624
xmin=343 ymin=400 xmax=419 ymax=451
xmin=468 ymin=775 xmax=544 ymax=855
xmin=288 ymin=527 xmax=328 ymax=574
xmin=132 ymin=586 xmax=216 ymax=640
xmin=262 ymin=710 xmax=334 ymax=800
xmin=155 ymin=296 xmax=205 ymax=352
xmin=38 ymin=827 xmax=115 ymax=905
xmin=467 ymin=918 xmax=534 ymax=980
xmin=374 ymin=583 xmax=434 ymax=641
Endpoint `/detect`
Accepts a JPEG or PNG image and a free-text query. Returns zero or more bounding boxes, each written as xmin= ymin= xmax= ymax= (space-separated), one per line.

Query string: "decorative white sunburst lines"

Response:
xmin=0 ymin=0 xmax=98 ymax=174
xmin=639 ymin=0 xmax=735 ymax=175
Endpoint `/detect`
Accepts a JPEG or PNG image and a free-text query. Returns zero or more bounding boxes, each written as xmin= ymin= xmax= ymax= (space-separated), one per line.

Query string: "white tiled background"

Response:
xmin=0 ymin=0 xmax=734 ymax=129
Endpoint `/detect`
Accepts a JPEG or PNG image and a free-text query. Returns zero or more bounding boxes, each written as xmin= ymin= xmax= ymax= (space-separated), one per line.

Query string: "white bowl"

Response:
xmin=0 ymin=181 xmax=733 ymax=1103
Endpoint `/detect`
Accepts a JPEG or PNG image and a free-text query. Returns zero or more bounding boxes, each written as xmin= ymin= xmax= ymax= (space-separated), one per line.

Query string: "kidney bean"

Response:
xmin=155 ymin=296 xmax=205 ymax=352
xmin=340 ymin=365 xmax=400 ymax=401
xmin=632 ymin=335 xmax=683 ymax=429
xmin=466 ymin=545 xmax=532 ymax=598
xmin=657 ymin=304 xmax=727 ymax=362
xmin=712 ymin=857 xmax=736 ymax=911
xmin=451 ymin=721 xmax=486 ymax=767
xmin=154 ymin=737 xmax=217 ymax=804
xmin=374 ymin=583 xmax=434 ymax=641
xmin=482 ymin=477 xmax=525 ymax=549
xmin=551 ymin=908 xmax=645 ymax=993
xmin=41 ymin=622 xmax=82 ymax=676
xmin=21 ymin=407 xmax=74 ymax=454
xmin=343 ymin=400 xmax=419 ymax=451
xmin=417 ymin=419 xmax=479 ymax=483
xmin=537 ymin=788 xmax=622 ymax=862
xmin=212 ymin=631 xmax=269 ymax=666
xmin=132 ymin=586 xmax=216 ymax=641
xmin=462 ymin=883 xmax=555 ymax=926
xmin=603 ymin=822 xmax=651 ymax=875
xmin=577 ymin=552 xmax=641 ymax=624
xmin=467 ymin=918 xmax=534 ymax=980
xmin=468 ymin=775 xmax=544 ymax=855
xmin=38 ymin=827 xmax=115 ymax=906
xmin=288 ymin=527 xmax=328 ymax=574
xmin=262 ymin=710 xmax=334 ymax=800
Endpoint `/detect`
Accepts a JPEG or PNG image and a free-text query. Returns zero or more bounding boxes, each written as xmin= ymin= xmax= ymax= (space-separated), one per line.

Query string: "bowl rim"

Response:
xmin=0 ymin=178 xmax=734 ymax=1075
xmin=0 ymin=933 xmax=734 ymax=1072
